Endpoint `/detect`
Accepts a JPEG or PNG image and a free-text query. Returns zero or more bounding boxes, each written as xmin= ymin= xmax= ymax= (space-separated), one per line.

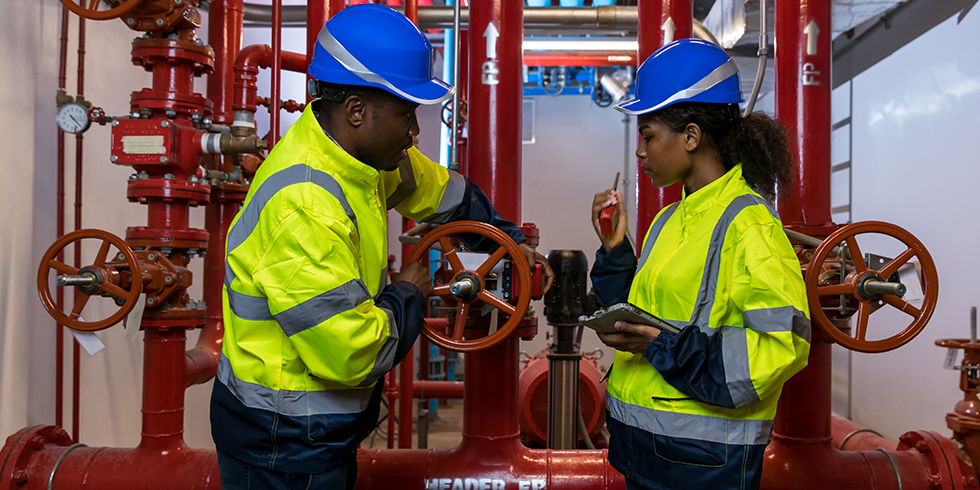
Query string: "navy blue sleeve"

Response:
xmin=375 ymin=281 xmax=426 ymax=366
xmin=447 ymin=177 xmax=526 ymax=252
xmin=589 ymin=240 xmax=637 ymax=307
xmin=644 ymin=326 xmax=737 ymax=409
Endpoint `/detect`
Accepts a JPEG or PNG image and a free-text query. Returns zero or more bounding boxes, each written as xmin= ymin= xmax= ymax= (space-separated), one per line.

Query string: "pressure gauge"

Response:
xmin=56 ymin=103 xmax=92 ymax=134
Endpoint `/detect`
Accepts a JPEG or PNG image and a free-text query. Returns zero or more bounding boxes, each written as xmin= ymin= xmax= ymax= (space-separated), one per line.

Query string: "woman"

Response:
xmin=589 ymin=39 xmax=811 ymax=490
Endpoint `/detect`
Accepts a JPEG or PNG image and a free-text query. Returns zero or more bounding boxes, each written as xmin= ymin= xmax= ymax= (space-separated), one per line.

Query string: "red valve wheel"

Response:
xmin=805 ymin=221 xmax=939 ymax=353
xmin=59 ymin=0 xmax=141 ymax=21
xmin=407 ymin=221 xmax=531 ymax=353
xmin=37 ymin=229 xmax=143 ymax=332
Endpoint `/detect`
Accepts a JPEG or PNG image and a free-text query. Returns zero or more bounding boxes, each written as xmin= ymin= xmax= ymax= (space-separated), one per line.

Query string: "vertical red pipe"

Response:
xmin=464 ymin=338 xmax=520 ymax=438
xmin=467 ymin=0 xmax=523 ymax=224
xmin=269 ymin=0 xmax=282 ymax=147
xmin=634 ymin=0 xmax=690 ymax=247
xmin=55 ymin=4 xmax=69 ymax=430
xmin=307 ymin=0 xmax=327 ymax=103
xmin=774 ymin=0 xmax=832 ymax=226
xmin=774 ymin=335 xmax=832 ymax=440
xmin=206 ymin=0 xmax=243 ymax=125
xmin=141 ymin=328 xmax=188 ymax=450
xmin=71 ymin=16 xmax=87 ymax=443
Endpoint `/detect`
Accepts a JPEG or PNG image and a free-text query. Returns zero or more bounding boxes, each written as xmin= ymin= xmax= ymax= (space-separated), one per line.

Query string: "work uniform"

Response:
xmin=591 ymin=165 xmax=811 ymax=490
xmin=211 ymin=102 xmax=523 ymax=484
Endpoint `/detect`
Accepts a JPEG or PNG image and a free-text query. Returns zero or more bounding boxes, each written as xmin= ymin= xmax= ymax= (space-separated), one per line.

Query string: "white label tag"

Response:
xmin=123 ymin=294 xmax=147 ymax=341
xmin=898 ymin=263 xmax=925 ymax=305
xmin=71 ymin=318 xmax=106 ymax=356
xmin=122 ymin=135 xmax=166 ymax=154
xmin=944 ymin=347 xmax=961 ymax=370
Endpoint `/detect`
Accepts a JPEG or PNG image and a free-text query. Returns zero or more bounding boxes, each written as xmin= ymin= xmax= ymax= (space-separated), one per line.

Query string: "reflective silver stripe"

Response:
xmin=744 ymin=306 xmax=811 ymax=343
xmin=636 ymin=202 xmax=679 ymax=273
xmin=276 ymin=279 xmax=373 ymax=336
xmin=227 ymin=287 xmax=273 ymax=322
xmin=606 ymin=393 xmax=772 ymax=446
xmin=616 ymin=58 xmax=739 ymax=115
xmin=421 ymin=170 xmax=466 ymax=224
xmin=358 ymin=307 xmax=400 ymax=387
xmin=386 ymin=159 xmax=418 ymax=210
xmin=689 ymin=194 xmax=774 ymax=329
xmin=719 ymin=326 xmax=759 ymax=407
xmin=378 ymin=267 xmax=388 ymax=297
xmin=218 ymin=354 xmax=374 ymax=416
xmin=224 ymin=164 xmax=359 ymax=321
xmin=317 ymin=26 xmax=456 ymax=106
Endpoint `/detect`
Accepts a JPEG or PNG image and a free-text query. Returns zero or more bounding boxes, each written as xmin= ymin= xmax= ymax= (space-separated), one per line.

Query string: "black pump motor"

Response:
xmin=543 ymin=250 xmax=594 ymax=325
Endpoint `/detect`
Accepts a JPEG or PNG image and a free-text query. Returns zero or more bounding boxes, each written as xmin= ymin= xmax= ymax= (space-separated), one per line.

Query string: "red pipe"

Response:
xmin=232 ymin=45 xmax=307 ymax=113
xmin=634 ymin=0 xmax=689 ymax=250
xmin=399 ymin=342 xmax=414 ymax=448
xmin=206 ymin=0 xmax=244 ymax=125
xmin=413 ymin=380 xmax=464 ymax=399
xmin=385 ymin=372 xmax=398 ymax=449
xmin=270 ymin=0 xmax=282 ymax=148
xmin=831 ymin=412 xmax=898 ymax=451
xmin=71 ymin=16 xmax=87 ymax=444
xmin=307 ymin=1 xmax=326 ymax=96
xmin=524 ymin=51 xmax=637 ymax=67
xmin=55 ymin=3 xmax=69 ymax=431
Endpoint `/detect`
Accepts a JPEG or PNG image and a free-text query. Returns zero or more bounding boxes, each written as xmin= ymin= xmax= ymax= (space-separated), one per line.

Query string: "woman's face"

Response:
xmin=635 ymin=114 xmax=691 ymax=188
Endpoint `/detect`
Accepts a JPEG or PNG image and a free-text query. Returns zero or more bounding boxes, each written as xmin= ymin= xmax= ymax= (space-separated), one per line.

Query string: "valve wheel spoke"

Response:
xmin=479 ymin=291 xmax=516 ymax=316
xmin=453 ymin=303 xmax=470 ymax=341
xmin=93 ymin=239 xmax=112 ymax=268
xmin=477 ymin=247 xmax=509 ymax=278
xmin=879 ymin=248 xmax=916 ymax=279
xmin=102 ymin=282 xmax=127 ymax=299
xmin=440 ymin=237 xmax=464 ymax=272
xmin=846 ymin=237 xmax=867 ymax=272
xmin=881 ymin=293 xmax=922 ymax=319
xmin=70 ymin=293 xmax=90 ymax=319
xmin=49 ymin=260 xmax=79 ymax=276
xmin=853 ymin=301 xmax=870 ymax=341
xmin=433 ymin=284 xmax=452 ymax=297
xmin=87 ymin=0 xmax=100 ymax=10
xmin=818 ymin=283 xmax=854 ymax=297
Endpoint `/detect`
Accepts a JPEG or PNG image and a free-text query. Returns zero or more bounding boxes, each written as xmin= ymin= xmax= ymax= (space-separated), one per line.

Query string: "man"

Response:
xmin=210 ymin=5 xmax=553 ymax=489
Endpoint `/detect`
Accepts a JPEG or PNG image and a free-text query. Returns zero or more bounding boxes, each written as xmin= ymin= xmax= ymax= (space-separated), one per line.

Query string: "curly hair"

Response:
xmin=649 ymin=102 xmax=793 ymax=202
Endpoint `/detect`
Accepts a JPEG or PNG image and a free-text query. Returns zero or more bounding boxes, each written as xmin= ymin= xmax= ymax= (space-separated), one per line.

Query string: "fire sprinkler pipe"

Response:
xmin=55 ymin=3 xmax=69 ymax=432
xmin=634 ymin=0 xmax=690 ymax=249
xmin=71 ymin=16 xmax=87 ymax=443
xmin=831 ymin=412 xmax=898 ymax=452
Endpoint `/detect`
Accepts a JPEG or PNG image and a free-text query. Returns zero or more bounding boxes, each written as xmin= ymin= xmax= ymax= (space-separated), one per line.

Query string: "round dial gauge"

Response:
xmin=56 ymin=103 xmax=92 ymax=134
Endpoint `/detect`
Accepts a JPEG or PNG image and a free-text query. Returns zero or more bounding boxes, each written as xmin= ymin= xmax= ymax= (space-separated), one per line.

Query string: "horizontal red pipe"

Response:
xmin=232 ymin=44 xmax=306 ymax=112
xmin=413 ymin=380 xmax=463 ymax=399
xmin=523 ymin=51 xmax=637 ymax=66
xmin=831 ymin=412 xmax=898 ymax=451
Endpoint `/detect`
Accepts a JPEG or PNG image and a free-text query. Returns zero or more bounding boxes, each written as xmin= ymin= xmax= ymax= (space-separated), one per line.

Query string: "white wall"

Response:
xmin=846 ymin=10 xmax=980 ymax=439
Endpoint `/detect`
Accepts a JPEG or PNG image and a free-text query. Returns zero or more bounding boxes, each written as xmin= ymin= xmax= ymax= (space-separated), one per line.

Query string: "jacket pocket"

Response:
xmin=650 ymin=408 xmax=728 ymax=468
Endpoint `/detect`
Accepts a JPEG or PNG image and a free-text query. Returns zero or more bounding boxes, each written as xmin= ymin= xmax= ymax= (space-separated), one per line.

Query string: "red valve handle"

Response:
xmin=37 ymin=229 xmax=143 ymax=332
xmin=407 ymin=221 xmax=532 ymax=353
xmin=804 ymin=221 xmax=939 ymax=353
xmin=59 ymin=0 xmax=142 ymax=21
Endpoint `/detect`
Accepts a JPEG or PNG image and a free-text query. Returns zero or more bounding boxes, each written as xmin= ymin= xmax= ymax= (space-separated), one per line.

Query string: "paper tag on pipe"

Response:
xmin=898 ymin=263 xmax=925 ymax=305
xmin=123 ymin=294 xmax=146 ymax=341
xmin=944 ymin=347 xmax=961 ymax=370
xmin=71 ymin=318 xmax=106 ymax=356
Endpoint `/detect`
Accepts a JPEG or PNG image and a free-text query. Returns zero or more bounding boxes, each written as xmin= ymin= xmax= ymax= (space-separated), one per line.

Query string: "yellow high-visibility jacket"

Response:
xmin=590 ymin=165 xmax=810 ymax=490
xmin=211 ymin=102 xmax=523 ymax=473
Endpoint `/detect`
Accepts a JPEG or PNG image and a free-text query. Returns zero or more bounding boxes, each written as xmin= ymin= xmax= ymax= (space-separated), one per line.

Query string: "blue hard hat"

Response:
xmin=615 ymin=39 xmax=742 ymax=115
xmin=309 ymin=4 xmax=454 ymax=105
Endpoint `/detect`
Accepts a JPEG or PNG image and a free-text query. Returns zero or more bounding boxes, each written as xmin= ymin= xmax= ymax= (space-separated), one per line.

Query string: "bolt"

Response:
xmin=130 ymin=111 xmax=140 ymax=119
xmin=112 ymin=120 xmax=120 ymax=127
xmin=164 ymin=110 xmax=177 ymax=119
xmin=117 ymin=253 xmax=125 ymax=260
xmin=189 ymin=175 xmax=199 ymax=183
xmin=205 ymin=44 xmax=213 ymax=51
xmin=138 ymin=171 xmax=149 ymax=179
xmin=147 ymin=253 xmax=156 ymax=261
xmin=194 ymin=38 xmax=204 ymax=46
xmin=160 ymin=248 xmax=173 ymax=256
xmin=126 ymin=18 xmax=135 ymax=25
xmin=929 ymin=474 xmax=943 ymax=488
xmin=160 ymin=302 xmax=171 ymax=311
xmin=11 ymin=469 xmax=27 ymax=484
xmin=159 ymin=156 xmax=169 ymax=164
xmin=155 ymin=18 xmax=164 ymax=26
xmin=164 ymin=275 xmax=173 ymax=284
xmin=128 ymin=277 xmax=133 ymax=284
xmin=175 ymin=0 xmax=182 ymax=3
xmin=116 ymin=297 xmax=126 ymax=306
xmin=968 ymin=476 xmax=978 ymax=487
xmin=202 ymin=117 xmax=212 ymax=126
xmin=30 ymin=436 xmax=44 ymax=450
xmin=160 ymin=120 xmax=170 ymax=128
xmin=916 ymin=441 xmax=931 ymax=454
xmin=146 ymin=297 xmax=155 ymax=306
xmin=191 ymin=113 xmax=202 ymax=121
xmin=110 ymin=155 xmax=119 ymax=163
xmin=128 ymin=174 xmax=137 ymax=182
xmin=53 ymin=428 xmax=69 ymax=441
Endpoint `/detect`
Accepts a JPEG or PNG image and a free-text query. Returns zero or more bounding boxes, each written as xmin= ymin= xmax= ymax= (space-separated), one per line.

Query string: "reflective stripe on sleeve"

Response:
xmin=605 ymin=393 xmax=773 ymax=446
xmin=744 ymin=306 xmax=811 ymax=342
xmin=218 ymin=354 xmax=374 ymax=416
xmin=276 ymin=279 xmax=373 ymax=336
xmin=422 ymin=170 xmax=466 ymax=224
xmin=358 ymin=306 xmax=400 ymax=387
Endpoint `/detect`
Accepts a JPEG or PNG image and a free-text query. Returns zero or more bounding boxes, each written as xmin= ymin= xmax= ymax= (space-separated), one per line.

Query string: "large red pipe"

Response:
xmin=413 ymin=380 xmax=464 ymax=399
xmin=831 ymin=412 xmax=898 ymax=451
xmin=206 ymin=0 xmax=244 ymax=125
xmin=634 ymin=0 xmax=688 ymax=247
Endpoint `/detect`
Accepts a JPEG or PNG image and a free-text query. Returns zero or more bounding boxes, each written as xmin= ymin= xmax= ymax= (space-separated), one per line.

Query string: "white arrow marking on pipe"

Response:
xmin=484 ymin=22 xmax=500 ymax=59
xmin=805 ymin=20 xmax=819 ymax=56
xmin=663 ymin=17 xmax=676 ymax=44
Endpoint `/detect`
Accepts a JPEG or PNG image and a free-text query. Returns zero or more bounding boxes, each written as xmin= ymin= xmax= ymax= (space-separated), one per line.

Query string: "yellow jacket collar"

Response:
xmin=297 ymin=102 xmax=381 ymax=187
xmin=679 ymin=164 xmax=745 ymax=216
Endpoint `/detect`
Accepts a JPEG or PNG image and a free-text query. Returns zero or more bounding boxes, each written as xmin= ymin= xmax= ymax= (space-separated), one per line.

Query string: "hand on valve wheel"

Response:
xmin=592 ymin=189 xmax=629 ymax=253
xmin=519 ymin=243 xmax=555 ymax=295
xmin=392 ymin=262 xmax=434 ymax=298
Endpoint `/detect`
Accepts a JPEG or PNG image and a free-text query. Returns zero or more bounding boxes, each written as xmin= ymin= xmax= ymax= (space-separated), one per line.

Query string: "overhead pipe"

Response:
xmin=742 ymin=0 xmax=768 ymax=116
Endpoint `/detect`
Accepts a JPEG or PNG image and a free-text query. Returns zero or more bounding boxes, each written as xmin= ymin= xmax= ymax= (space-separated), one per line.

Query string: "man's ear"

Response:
xmin=344 ymin=94 xmax=366 ymax=128
xmin=684 ymin=122 xmax=703 ymax=152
